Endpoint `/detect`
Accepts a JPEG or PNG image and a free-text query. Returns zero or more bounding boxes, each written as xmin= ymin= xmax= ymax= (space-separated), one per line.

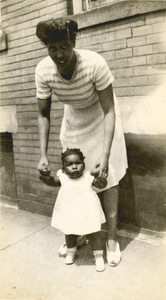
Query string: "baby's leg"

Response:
xmin=65 ymin=234 xmax=78 ymax=248
xmin=65 ymin=234 xmax=78 ymax=265
xmin=87 ymin=231 xmax=104 ymax=272
xmin=87 ymin=231 xmax=102 ymax=250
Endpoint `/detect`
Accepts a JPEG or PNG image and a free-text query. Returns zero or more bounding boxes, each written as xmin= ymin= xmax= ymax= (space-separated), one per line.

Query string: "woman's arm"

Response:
xmin=38 ymin=97 xmax=51 ymax=172
xmin=95 ymin=83 xmax=115 ymax=178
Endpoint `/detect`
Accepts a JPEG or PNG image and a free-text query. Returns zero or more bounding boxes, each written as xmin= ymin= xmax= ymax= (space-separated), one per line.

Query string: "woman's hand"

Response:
xmin=91 ymin=154 xmax=109 ymax=179
xmin=38 ymin=155 xmax=50 ymax=174
xmin=38 ymin=156 xmax=61 ymax=187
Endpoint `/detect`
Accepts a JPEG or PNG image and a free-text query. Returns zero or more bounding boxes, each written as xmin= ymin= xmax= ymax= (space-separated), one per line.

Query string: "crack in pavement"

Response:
xmin=0 ymin=225 xmax=50 ymax=251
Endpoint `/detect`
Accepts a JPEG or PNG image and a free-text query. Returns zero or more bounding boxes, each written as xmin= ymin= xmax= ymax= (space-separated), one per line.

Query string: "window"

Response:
xmin=0 ymin=2 xmax=7 ymax=51
xmin=73 ymin=0 xmax=88 ymax=14
xmin=73 ymin=0 xmax=117 ymax=14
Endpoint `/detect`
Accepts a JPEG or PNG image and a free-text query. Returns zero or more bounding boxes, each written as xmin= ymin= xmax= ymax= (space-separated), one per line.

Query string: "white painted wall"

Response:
xmin=119 ymin=75 xmax=166 ymax=135
xmin=0 ymin=106 xmax=18 ymax=133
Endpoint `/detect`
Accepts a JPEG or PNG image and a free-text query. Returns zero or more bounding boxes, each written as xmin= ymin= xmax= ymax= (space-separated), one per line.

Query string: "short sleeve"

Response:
xmin=57 ymin=169 xmax=62 ymax=177
xmin=35 ymin=63 xmax=52 ymax=99
xmin=86 ymin=171 xmax=94 ymax=184
xmin=92 ymin=54 xmax=114 ymax=91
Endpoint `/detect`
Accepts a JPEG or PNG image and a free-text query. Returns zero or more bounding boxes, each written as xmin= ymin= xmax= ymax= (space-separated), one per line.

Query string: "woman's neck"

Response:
xmin=61 ymin=51 xmax=76 ymax=80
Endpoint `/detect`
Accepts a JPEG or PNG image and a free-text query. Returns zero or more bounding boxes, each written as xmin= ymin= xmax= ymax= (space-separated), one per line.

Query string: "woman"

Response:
xmin=35 ymin=17 xmax=128 ymax=266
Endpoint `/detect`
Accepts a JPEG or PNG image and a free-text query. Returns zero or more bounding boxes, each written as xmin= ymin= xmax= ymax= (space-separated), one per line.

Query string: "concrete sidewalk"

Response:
xmin=0 ymin=202 xmax=166 ymax=300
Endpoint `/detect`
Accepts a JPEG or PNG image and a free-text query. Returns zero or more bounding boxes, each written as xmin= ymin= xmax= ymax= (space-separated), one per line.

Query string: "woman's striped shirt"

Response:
xmin=35 ymin=49 xmax=114 ymax=109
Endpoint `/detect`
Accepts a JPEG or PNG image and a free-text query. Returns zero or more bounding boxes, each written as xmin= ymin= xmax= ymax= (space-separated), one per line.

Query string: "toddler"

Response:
xmin=39 ymin=148 xmax=107 ymax=272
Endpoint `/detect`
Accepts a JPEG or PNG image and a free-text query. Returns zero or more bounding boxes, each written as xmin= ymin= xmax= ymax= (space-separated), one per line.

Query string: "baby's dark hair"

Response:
xmin=36 ymin=17 xmax=78 ymax=45
xmin=61 ymin=148 xmax=85 ymax=164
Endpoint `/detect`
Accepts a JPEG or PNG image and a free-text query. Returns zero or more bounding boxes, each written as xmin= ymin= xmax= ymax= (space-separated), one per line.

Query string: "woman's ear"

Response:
xmin=72 ymin=40 xmax=76 ymax=48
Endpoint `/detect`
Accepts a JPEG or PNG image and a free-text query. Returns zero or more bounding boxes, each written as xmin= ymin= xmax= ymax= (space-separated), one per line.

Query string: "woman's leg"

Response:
xmin=100 ymin=185 xmax=119 ymax=252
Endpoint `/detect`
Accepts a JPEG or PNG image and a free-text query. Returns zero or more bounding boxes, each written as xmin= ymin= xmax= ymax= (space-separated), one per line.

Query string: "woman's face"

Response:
xmin=47 ymin=39 xmax=75 ymax=76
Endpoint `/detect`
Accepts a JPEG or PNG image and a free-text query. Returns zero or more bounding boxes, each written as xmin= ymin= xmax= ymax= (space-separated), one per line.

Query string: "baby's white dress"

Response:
xmin=51 ymin=170 xmax=106 ymax=235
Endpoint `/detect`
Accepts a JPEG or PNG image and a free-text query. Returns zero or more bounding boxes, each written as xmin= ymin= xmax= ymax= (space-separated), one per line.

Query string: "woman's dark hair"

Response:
xmin=36 ymin=17 xmax=78 ymax=45
xmin=61 ymin=148 xmax=85 ymax=164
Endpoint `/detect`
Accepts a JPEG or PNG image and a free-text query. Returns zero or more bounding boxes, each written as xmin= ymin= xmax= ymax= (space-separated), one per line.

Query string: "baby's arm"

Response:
xmin=92 ymin=176 xmax=107 ymax=189
xmin=38 ymin=170 xmax=61 ymax=187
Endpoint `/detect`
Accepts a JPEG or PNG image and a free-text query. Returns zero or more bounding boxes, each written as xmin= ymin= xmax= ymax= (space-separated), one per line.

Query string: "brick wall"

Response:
xmin=75 ymin=8 xmax=166 ymax=231
xmin=0 ymin=0 xmax=67 ymax=215
xmin=76 ymin=10 xmax=166 ymax=98
xmin=0 ymin=1 xmax=166 ymax=230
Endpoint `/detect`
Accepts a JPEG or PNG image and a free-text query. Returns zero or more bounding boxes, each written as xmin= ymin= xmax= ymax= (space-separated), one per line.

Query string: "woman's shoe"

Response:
xmin=106 ymin=241 xmax=121 ymax=267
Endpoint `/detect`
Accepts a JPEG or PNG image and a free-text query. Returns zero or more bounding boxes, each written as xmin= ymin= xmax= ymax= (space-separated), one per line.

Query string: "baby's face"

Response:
xmin=63 ymin=154 xmax=85 ymax=179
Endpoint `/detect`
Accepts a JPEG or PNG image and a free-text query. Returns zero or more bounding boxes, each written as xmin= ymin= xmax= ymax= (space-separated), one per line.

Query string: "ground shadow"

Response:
xmin=74 ymin=242 xmax=96 ymax=266
xmin=118 ymin=167 xmax=139 ymax=227
xmin=74 ymin=230 xmax=137 ymax=267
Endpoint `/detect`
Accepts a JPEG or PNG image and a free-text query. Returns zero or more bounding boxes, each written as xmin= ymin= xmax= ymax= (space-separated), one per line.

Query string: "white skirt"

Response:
xmin=60 ymin=95 xmax=128 ymax=192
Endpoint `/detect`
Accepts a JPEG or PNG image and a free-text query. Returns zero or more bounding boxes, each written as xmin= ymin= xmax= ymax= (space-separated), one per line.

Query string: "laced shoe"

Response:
xmin=58 ymin=236 xmax=88 ymax=257
xmin=65 ymin=250 xmax=76 ymax=265
xmin=93 ymin=251 xmax=105 ymax=272
xmin=58 ymin=243 xmax=67 ymax=257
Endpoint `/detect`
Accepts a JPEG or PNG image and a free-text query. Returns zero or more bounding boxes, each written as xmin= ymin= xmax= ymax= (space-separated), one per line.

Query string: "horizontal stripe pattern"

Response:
xmin=35 ymin=49 xmax=114 ymax=108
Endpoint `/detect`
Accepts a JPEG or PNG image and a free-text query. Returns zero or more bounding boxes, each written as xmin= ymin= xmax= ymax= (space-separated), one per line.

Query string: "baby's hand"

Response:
xmin=38 ymin=170 xmax=60 ymax=187
xmin=93 ymin=177 xmax=107 ymax=189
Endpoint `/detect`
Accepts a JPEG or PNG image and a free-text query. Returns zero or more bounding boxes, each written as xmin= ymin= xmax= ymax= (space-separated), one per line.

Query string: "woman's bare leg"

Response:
xmin=102 ymin=185 xmax=119 ymax=252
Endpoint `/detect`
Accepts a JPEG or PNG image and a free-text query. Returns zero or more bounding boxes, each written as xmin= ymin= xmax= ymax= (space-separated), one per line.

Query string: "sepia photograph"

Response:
xmin=0 ymin=1 xmax=166 ymax=300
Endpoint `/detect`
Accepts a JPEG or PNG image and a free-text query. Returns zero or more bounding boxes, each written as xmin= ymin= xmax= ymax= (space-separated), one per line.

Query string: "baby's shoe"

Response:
xmin=58 ymin=243 xmax=67 ymax=257
xmin=93 ymin=250 xmax=105 ymax=272
xmin=58 ymin=236 xmax=88 ymax=257
xmin=65 ymin=247 xmax=77 ymax=265
xmin=106 ymin=241 xmax=121 ymax=267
